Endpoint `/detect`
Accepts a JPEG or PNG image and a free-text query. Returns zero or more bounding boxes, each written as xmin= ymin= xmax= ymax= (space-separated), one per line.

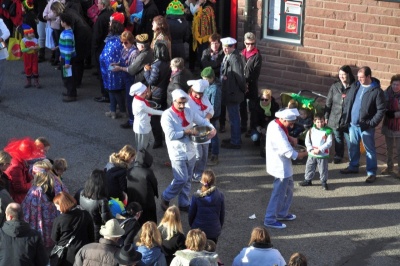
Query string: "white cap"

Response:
xmin=220 ymin=37 xmax=237 ymax=46
xmin=275 ymin=108 xmax=300 ymax=122
xmin=129 ymin=82 xmax=147 ymax=96
xmin=171 ymin=89 xmax=189 ymax=101
xmin=187 ymin=79 xmax=209 ymax=93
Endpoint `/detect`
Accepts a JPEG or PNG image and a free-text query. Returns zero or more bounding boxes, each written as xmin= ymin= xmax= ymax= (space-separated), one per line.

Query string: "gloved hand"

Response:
xmin=386 ymin=110 xmax=395 ymax=118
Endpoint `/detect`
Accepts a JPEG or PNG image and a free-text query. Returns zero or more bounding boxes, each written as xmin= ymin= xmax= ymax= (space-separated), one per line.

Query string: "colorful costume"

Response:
xmin=20 ymin=24 xmax=40 ymax=87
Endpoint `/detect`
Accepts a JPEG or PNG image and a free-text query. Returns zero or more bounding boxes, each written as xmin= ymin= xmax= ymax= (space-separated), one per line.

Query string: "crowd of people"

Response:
xmin=1 ymin=0 xmax=400 ymax=265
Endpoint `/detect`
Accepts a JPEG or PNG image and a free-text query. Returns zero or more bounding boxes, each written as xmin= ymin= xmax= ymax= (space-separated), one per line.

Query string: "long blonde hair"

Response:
xmin=33 ymin=159 xmax=54 ymax=193
xmin=158 ymin=205 xmax=184 ymax=240
xmin=136 ymin=221 xmax=162 ymax=248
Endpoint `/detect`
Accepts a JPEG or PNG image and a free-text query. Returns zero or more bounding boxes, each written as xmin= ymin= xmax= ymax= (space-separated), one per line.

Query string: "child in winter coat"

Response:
xmin=298 ymin=113 xmax=333 ymax=190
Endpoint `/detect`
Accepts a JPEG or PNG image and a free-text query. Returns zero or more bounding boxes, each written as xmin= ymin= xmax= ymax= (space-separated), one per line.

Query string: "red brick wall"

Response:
xmin=236 ymin=0 xmax=400 ymax=96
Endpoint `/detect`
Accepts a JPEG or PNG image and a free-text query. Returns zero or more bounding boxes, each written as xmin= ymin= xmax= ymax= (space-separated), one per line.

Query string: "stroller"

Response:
xmin=280 ymin=90 xmax=327 ymax=144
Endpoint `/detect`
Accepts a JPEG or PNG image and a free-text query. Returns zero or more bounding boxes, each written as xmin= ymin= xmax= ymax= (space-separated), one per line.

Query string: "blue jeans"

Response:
xmin=193 ymin=143 xmax=209 ymax=181
xmin=348 ymin=125 xmax=377 ymax=175
xmin=108 ymin=90 xmax=126 ymax=113
xmin=332 ymin=129 xmax=350 ymax=159
xmin=264 ymin=177 xmax=294 ymax=225
xmin=226 ymin=104 xmax=241 ymax=145
xmin=210 ymin=120 xmax=219 ymax=155
xmin=162 ymin=157 xmax=196 ymax=208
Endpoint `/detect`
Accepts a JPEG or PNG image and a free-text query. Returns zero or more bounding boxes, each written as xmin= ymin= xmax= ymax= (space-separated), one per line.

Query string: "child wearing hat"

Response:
xmin=130 ymin=82 xmax=164 ymax=151
xmin=201 ymin=67 xmax=222 ymax=166
xmin=20 ymin=24 xmax=40 ymax=88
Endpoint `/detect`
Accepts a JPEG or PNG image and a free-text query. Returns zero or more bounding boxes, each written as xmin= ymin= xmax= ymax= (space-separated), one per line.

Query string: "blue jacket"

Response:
xmin=188 ymin=187 xmax=225 ymax=239
xmin=100 ymin=35 xmax=124 ymax=90
xmin=136 ymin=245 xmax=167 ymax=266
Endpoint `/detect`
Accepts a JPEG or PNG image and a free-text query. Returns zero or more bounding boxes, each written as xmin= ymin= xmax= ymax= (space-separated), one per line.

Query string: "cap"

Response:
xmin=220 ymin=37 xmax=237 ymax=47
xmin=187 ymin=79 xmax=209 ymax=93
xmin=22 ymin=24 xmax=34 ymax=35
xmin=201 ymin=67 xmax=215 ymax=79
xmin=110 ymin=12 xmax=125 ymax=25
xmin=166 ymin=0 xmax=185 ymax=16
xmin=275 ymin=108 xmax=300 ymax=122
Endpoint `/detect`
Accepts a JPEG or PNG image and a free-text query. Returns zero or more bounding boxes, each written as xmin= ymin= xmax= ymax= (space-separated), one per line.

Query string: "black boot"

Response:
xmin=33 ymin=75 xmax=41 ymax=88
xmin=38 ymin=48 xmax=45 ymax=63
xmin=24 ymin=77 xmax=32 ymax=88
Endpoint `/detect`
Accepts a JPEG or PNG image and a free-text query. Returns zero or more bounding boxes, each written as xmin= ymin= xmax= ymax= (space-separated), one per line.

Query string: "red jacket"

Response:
xmin=4 ymin=158 xmax=32 ymax=203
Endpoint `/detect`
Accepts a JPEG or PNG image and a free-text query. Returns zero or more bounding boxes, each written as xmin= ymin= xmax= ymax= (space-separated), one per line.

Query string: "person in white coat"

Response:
xmin=186 ymin=79 xmax=214 ymax=182
xmin=160 ymin=89 xmax=216 ymax=212
xmin=0 ymin=18 xmax=10 ymax=102
xmin=130 ymin=82 xmax=164 ymax=151
xmin=263 ymin=108 xmax=307 ymax=229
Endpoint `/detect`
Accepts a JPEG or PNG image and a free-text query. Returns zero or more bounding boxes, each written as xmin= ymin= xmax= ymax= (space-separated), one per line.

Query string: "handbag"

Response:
xmin=87 ymin=0 xmax=100 ymax=24
xmin=49 ymin=236 xmax=75 ymax=266
xmin=45 ymin=25 xmax=55 ymax=49
xmin=6 ymin=28 xmax=22 ymax=61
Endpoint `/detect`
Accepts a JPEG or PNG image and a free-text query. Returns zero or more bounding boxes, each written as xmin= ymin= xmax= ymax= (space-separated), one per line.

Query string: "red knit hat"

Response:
xmin=110 ymin=12 xmax=125 ymax=25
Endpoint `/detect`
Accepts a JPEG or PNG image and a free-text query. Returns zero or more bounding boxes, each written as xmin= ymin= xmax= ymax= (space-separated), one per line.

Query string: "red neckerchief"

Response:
xmin=134 ymin=95 xmax=151 ymax=116
xmin=241 ymin=47 xmax=259 ymax=60
xmin=172 ymin=105 xmax=190 ymax=127
xmin=275 ymin=119 xmax=289 ymax=138
xmin=190 ymin=94 xmax=207 ymax=111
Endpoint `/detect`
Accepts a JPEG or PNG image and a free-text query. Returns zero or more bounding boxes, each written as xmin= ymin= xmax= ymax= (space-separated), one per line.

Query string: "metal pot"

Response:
xmin=190 ymin=126 xmax=212 ymax=143
xmin=294 ymin=145 xmax=307 ymax=152
xmin=148 ymin=100 xmax=160 ymax=109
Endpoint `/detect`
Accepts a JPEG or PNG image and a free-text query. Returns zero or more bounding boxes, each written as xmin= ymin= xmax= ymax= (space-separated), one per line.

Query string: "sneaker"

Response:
xmin=365 ymin=175 xmax=376 ymax=183
xmin=105 ymin=111 xmax=117 ymax=119
xmin=298 ymin=180 xmax=312 ymax=186
xmin=277 ymin=214 xmax=296 ymax=221
xmin=340 ymin=167 xmax=359 ymax=174
xmin=381 ymin=167 xmax=393 ymax=175
xmin=264 ymin=221 xmax=287 ymax=229
xmin=207 ymin=155 xmax=219 ymax=166
xmin=160 ymin=198 xmax=169 ymax=212
xmin=322 ymin=183 xmax=329 ymax=190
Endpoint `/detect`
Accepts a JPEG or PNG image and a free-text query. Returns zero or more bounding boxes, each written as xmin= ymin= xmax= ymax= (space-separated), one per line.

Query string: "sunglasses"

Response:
xmin=122 ymin=41 xmax=129 ymax=44
xmin=245 ymin=42 xmax=256 ymax=46
xmin=260 ymin=98 xmax=270 ymax=102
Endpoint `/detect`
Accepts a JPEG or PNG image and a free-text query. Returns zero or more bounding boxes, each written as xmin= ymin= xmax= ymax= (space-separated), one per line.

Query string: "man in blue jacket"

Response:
xmin=340 ymin=66 xmax=386 ymax=183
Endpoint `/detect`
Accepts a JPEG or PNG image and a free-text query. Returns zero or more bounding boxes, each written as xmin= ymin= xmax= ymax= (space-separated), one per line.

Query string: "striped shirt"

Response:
xmin=59 ymin=29 xmax=76 ymax=65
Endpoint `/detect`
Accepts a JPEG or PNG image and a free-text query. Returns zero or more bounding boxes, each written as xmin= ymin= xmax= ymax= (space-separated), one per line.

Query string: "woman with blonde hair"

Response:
xmin=158 ymin=205 xmax=186 ymax=264
xmin=232 ymin=226 xmax=286 ymax=266
xmin=105 ymin=144 xmax=136 ymax=202
xmin=135 ymin=221 xmax=167 ymax=266
xmin=22 ymin=159 xmax=68 ymax=251
xmin=170 ymin=229 xmax=218 ymax=266
xmin=188 ymin=170 xmax=224 ymax=244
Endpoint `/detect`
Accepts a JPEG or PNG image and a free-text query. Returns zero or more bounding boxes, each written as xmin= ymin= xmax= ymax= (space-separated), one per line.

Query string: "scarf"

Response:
xmin=190 ymin=94 xmax=207 ymax=111
xmin=241 ymin=48 xmax=259 ymax=60
xmin=172 ymin=105 xmax=189 ymax=127
xmin=260 ymin=101 xmax=271 ymax=116
xmin=134 ymin=95 xmax=151 ymax=116
xmin=275 ymin=118 xmax=289 ymax=138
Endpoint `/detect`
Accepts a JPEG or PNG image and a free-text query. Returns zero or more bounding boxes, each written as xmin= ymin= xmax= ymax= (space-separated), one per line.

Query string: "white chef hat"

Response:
xmin=275 ymin=108 xmax=300 ymax=122
xmin=171 ymin=89 xmax=189 ymax=101
xmin=187 ymin=79 xmax=209 ymax=93
xmin=129 ymin=82 xmax=147 ymax=96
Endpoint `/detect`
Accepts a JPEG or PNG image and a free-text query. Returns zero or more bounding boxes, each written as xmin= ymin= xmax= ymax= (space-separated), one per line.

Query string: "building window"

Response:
xmin=262 ymin=0 xmax=305 ymax=45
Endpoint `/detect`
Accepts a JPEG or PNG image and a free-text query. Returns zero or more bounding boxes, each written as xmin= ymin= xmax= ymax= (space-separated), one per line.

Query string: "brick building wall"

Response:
xmin=236 ymin=0 xmax=400 ymax=96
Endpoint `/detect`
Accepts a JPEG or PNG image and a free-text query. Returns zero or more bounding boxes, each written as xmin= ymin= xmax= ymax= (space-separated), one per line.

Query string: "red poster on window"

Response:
xmin=285 ymin=15 xmax=298 ymax=34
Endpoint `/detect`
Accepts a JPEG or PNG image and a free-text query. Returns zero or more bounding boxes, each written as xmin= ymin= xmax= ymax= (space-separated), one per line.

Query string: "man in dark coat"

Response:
xmin=92 ymin=0 xmax=114 ymax=103
xmin=0 ymin=203 xmax=48 ymax=266
xmin=240 ymin=32 xmax=262 ymax=135
xmin=167 ymin=57 xmax=193 ymax=106
xmin=136 ymin=0 xmax=159 ymax=39
xmin=219 ymin=37 xmax=246 ymax=149
xmin=126 ymin=148 xmax=159 ymax=225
